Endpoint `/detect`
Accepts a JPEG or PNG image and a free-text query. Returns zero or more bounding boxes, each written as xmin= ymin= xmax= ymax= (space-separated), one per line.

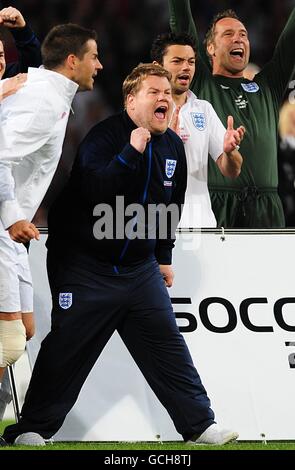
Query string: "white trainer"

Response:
xmin=187 ymin=423 xmax=239 ymax=445
xmin=14 ymin=432 xmax=46 ymax=446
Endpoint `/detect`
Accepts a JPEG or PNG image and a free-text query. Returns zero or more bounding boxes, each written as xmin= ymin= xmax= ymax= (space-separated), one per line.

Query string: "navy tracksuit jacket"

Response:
xmin=4 ymin=24 xmax=41 ymax=78
xmin=47 ymin=111 xmax=187 ymax=267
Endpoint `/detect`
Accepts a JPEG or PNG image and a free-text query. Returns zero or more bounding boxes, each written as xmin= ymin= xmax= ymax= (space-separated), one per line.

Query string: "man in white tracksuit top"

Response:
xmin=176 ymin=90 xmax=238 ymax=227
xmin=151 ymin=32 xmax=245 ymax=227
xmin=0 ymin=23 xmax=102 ymax=384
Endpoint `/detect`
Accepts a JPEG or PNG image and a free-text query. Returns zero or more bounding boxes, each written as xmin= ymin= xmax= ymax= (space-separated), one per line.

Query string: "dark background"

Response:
xmin=2 ymin=0 xmax=294 ymax=112
xmin=1 ymin=0 xmax=295 ymax=224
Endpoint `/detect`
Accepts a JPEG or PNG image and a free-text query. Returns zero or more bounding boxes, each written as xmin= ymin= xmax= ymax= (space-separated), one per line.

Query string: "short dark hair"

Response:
xmin=204 ymin=9 xmax=240 ymax=48
xmin=41 ymin=23 xmax=97 ymax=70
xmin=123 ymin=63 xmax=171 ymax=105
xmin=150 ymin=32 xmax=196 ymax=65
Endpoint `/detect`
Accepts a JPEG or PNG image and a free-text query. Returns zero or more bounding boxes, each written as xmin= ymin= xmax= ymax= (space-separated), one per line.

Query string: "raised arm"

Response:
xmin=171 ymin=1 xmax=212 ymax=66
xmin=216 ymin=116 xmax=244 ymax=179
xmin=0 ymin=6 xmax=42 ymax=78
xmin=169 ymin=0 xmax=198 ymax=42
xmin=71 ymin=124 xmax=149 ymax=205
xmin=261 ymin=7 xmax=295 ymax=105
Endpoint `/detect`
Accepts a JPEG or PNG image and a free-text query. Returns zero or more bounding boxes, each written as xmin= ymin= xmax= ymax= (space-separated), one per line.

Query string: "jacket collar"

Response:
xmin=27 ymin=67 xmax=79 ymax=105
xmin=123 ymin=110 xmax=138 ymax=131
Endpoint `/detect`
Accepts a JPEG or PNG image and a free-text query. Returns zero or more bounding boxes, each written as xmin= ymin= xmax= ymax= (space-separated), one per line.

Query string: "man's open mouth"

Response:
xmin=230 ymin=48 xmax=244 ymax=59
xmin=177 ymin=74 xmax=190 ymax=84
xmin=154 ymin=105 xmax=168 ymax=120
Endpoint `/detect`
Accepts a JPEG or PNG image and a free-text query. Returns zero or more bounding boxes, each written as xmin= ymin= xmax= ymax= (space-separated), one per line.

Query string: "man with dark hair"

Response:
xmin=168 ymin=0 xmax=295 ymax=228
xmin=151 ymin=31 xmax=244 ymax=227
xmin=41 ymin=23 xmax=97 ymax=72
xmin=151 ymin=31 xmax=197 ymax=63
xmin=0 ymin=5 xmax=41 ymax=424
xmin=2 ymin=63 xmax=238 ymax=447
xmin=0 ymin=5 xmax=41 ymax=78
xmin=0 ymin=23 xmax=102 ymax=411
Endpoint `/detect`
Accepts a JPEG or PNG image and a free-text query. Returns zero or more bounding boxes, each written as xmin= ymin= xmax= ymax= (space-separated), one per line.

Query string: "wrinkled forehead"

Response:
xmin=215 ymin=17 xmax=248 ymax=35
xmin=138 ymin=74 xmax=171 ymax=91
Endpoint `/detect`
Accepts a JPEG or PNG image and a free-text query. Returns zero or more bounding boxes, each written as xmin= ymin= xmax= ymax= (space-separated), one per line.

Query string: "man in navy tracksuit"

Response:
xmin=2 ymin=64 xmax=238 ymax=446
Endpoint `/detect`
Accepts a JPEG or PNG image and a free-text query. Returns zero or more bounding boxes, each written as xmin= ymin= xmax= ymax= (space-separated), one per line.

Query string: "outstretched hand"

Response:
xmin=0 ymin=74 xmax=27 ymax=102
xmin=223 ymin=115 xmax=245 ymax=154
xmin=169 ymin=106 xmax=181 ymax=135
xmin=169 ymin=105 xmax=190 ymax=142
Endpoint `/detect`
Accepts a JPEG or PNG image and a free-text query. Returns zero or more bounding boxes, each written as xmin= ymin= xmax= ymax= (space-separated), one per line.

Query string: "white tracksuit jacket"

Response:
xmin=0 ymin=67 xmax=78 ymax=229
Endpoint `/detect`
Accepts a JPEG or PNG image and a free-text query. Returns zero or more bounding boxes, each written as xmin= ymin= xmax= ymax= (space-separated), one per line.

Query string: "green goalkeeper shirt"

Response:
xmin=169 ymin=0 xmax=295 ymax=227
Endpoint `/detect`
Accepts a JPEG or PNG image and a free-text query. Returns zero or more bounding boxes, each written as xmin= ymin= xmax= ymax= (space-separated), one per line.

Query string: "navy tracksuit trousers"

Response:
xmin=3 ymin=254 xmax=214 ymax=442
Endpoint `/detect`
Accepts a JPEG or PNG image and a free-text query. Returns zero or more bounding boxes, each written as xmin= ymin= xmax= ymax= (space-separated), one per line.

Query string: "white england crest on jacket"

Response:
xmin=59 ymin=293 xmax=72 ymax=309
xmin=165 ymin=159 xmax=177 ymax=178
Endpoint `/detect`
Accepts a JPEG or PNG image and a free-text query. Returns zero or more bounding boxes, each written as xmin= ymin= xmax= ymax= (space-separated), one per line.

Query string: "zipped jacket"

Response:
xmin=0 ymin=67 xmax=78 ymax=229
xmin=47 ymin=111 xmax=187 ymax=266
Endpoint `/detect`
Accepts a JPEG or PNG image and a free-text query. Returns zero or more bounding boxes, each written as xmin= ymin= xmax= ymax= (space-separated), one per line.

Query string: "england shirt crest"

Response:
xmin=241 ymin=82 xmax=260 ymax=93
xmin=59 ymin=293 xmax=73 ymax=309
xmin=165 ymin=159 xmax=177 ymax=178
xmin=191 ymin=112 xmax=206 ymax=131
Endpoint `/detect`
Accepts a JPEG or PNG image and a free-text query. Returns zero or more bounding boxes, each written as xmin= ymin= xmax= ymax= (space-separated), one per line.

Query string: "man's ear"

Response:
xmin=207 ymin=43 xmax=215 ymax=58
xmin=66 ymin=54 xmax=77 ymax=70
xmin=126 ymin=93 xmax=135 ymax=110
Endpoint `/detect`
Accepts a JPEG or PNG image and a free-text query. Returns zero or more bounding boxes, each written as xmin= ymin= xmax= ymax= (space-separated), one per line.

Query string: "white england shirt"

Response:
xmin=178 ymin=90 xmax=226 ymax=228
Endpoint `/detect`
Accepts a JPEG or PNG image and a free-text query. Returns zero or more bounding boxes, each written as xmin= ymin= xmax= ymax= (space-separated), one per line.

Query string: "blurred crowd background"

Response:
xmin=1 ymin=0 xmax=295 ymax=226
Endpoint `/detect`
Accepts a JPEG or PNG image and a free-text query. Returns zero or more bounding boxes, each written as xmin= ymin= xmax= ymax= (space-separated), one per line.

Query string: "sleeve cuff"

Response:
xmin=10 ymin=24 xmax=36 ymax=45
xmin=0 ymin=200 xmax=26 ymax=229
xmin=155 ymin=245 xmax=173 ymax=265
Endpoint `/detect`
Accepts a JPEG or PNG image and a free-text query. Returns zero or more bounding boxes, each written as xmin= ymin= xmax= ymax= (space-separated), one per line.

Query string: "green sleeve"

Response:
xmin=259 ymin=7 xmax=295 ymax=105
xmin=169 ymin=0 xmax=197 ymax=41
xmin=168 ymin=0 xmax=211 ymax=75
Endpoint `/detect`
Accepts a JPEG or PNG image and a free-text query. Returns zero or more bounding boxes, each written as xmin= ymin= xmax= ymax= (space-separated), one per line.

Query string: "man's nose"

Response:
xmin=233 ymin=33 xmax=243 ymax=42
xmin=157 ymin=93 xmax=168 ymax=101
xmin=182 ymin=60 xmax=190 ymax=68
xmin=96 ymin=59 xmax=103 ymax=70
